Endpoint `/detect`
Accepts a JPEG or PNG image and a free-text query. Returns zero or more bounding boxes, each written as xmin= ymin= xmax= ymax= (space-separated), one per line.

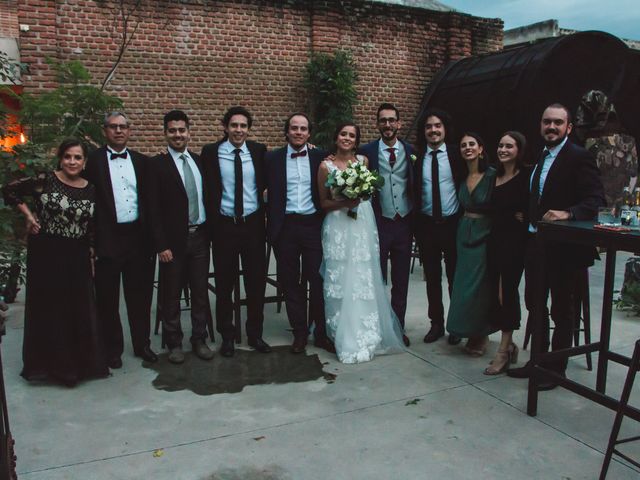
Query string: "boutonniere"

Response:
xmin=410 ymin=154 xmax=417 ymax=164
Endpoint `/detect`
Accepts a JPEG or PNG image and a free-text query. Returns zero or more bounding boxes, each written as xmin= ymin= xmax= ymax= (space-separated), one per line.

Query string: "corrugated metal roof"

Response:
xmin=367 ymin=0 xmax=455 ymax=12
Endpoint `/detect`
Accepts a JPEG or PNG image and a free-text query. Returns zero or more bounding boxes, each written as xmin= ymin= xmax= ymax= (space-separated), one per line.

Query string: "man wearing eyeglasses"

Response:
xmin=359 ymin=103 xmax=413 ymax=346
xmin=85 ymin=111 xmax=157 ymax=369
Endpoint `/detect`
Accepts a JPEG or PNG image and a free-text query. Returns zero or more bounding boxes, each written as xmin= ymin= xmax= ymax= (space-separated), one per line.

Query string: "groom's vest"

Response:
xmin=378 ymin=143 xmax=412 ymax=219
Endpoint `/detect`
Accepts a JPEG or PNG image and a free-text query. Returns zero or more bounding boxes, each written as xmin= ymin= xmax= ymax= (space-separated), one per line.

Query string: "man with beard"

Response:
xmin=201 ymin=106 xmax=271 ymax=358
xmin=266 ymin=113 xmax=335 ymax=354
xmin=414 ymin=109 xmax=466 ymax=346
xmin=507 ymin=103 xmax=604 ymax=389
xmin=359 ymin=103 xmax=413 ymax=346
xmin=148 ymin=110 xmax=214 ymax=364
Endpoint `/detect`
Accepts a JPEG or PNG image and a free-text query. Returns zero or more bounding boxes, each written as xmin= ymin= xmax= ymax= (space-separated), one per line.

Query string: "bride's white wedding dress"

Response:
xmin=320 ymin=159 xmax=405 ymax=364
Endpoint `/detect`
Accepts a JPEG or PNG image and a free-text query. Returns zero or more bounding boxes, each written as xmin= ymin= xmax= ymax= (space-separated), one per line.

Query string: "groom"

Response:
xmin=266 ymin=113 xmax=335 ymax=354
xmin=359 ymin=103 xmax=413 ymax=347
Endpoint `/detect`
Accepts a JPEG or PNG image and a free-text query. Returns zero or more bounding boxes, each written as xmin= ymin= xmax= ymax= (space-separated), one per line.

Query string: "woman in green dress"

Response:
xmin=446 ymin=132 xmax=496 ymax=355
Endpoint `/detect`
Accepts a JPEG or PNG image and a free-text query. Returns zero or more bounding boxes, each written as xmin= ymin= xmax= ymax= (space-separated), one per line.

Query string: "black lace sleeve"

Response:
xmin=1 ymin=173 xmax=47 ymax=207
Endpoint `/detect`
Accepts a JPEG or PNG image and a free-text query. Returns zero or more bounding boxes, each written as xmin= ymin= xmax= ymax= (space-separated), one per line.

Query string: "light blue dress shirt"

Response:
xmin=285 ymin=144 xmax=316 ymax=215
xmin=421 ymin=143 xmax=459 ymax=216
xmin=218 ymin=140 xmax=258 ymax=217
xmin=528 ymin=136 xmax=569 ymax=233
xmin=168 ymin=146 xmax=206 ymax=225
xmin=107 ymin=147 xmax=139 ymax=223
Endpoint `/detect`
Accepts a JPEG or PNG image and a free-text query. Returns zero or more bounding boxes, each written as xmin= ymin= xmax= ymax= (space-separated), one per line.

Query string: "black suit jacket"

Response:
xmin=358 ymin=138 xmax=415 ymax=221
xmin=148 ymin=150 xmax=207 ymax=256
xmin=534 ymin=139 xmax=605 ymax=267
xmin=85 ymin=146 xmax=151 ymax=258
xmin=200 ymin=139 xmax=267 ymax=234
xmin=265 ymin=146 xmax=325 ymax=244
xmin=413 ymin=143 xmax=467 ymax=214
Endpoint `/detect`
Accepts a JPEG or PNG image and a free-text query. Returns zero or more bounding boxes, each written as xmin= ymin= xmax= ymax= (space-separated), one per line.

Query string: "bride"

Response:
xmin=317 ymin=122 xmax=406 ymax=364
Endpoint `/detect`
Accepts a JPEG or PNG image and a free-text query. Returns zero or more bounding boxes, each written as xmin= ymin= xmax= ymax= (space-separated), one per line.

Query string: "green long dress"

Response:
xmin=446 ymin=167 xmax=497 ymax=338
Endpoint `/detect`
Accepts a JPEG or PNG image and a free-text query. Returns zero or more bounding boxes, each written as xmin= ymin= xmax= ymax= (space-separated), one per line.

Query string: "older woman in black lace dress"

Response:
xmin=2 ymin=138 xmax=108 ymax=386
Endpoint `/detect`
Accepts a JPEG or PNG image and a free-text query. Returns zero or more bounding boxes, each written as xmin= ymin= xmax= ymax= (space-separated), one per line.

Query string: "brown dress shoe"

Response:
xmin=168 ymin=347 xmax=185 ymax=364
xmin=192 ymin=341 xmax=214 ymax=360
xmin=290 ymin=337 xmax=307 ymax=354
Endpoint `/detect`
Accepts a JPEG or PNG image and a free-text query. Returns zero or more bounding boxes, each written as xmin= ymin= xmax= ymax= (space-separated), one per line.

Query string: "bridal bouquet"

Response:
xmin=326 ymin=160 xmax=384 ymax=219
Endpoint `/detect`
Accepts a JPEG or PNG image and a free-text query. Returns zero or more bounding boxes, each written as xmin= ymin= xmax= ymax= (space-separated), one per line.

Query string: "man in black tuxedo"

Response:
xmin=148 ymin=110 xmax=214 ymax=364
xmin=507 ymin=103 xmax=605 ymax=389
xmin=85 ymin=112 xmax=157 ymax=368
xmin=266 ymin=113 xmax=335 ymax=354
xmin=200 ymin=106 xmax=271 ymax=357
xmin=359 ymin=103 xmax=413 ymax=347
xmin=414 ymin=108 xmax=465 ymax=346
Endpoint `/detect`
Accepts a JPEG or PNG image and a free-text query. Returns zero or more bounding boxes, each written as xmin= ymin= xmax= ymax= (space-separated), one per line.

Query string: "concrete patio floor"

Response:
xmin=4 ymin=252 xmax=640 ymax=479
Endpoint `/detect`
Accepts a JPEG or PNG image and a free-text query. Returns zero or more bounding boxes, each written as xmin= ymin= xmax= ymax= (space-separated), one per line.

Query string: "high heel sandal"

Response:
xmin=483 ymin=343 xmax=517 ymax=375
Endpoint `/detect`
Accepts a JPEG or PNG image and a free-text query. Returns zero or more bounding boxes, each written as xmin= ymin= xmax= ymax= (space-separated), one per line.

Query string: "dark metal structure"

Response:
xmin=416 ymin=31 xmax=640 ymax=163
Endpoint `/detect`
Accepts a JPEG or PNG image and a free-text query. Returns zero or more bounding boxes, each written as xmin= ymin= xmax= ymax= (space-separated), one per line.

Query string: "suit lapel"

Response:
xmin=540 ymin=143 xmax=568 ymax=202
xmin=280 ymin=148 xmax=289 ymax=208
xmin=99 ymin=148 xmax=118 ymax=220
xmin=165 ymin=151 xmax=187 ymax=197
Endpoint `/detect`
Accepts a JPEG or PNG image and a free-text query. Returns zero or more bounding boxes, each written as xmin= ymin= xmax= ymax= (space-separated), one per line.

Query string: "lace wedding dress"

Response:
xmin=320 ymin=159 xmax=405 ymax=364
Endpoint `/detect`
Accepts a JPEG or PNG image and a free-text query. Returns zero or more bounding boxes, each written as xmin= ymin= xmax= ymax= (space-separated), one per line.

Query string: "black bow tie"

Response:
xmin=291 ymin=150 xmax=307 ymax=159
xmin=110 ymin=151 xmax=128 ymax=160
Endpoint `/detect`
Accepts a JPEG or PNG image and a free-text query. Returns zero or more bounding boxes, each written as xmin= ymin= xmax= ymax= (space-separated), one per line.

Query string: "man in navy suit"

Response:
xmin=266 ymin=113 xmax=335 ymax=354
xmin=148 ymin=110 xmax=214 ymax=364
xmin=507 ymin=103 xmax=605 ymax=389
xmin=413 ymin=109 xmax=466 ymax=346
xmin=85 ymin=112 xmax=157 ymax=368
xmin=200 ymin=106 xmax=271 ymax=358
xmin=359 ymin=103 xmax=413 ymax=346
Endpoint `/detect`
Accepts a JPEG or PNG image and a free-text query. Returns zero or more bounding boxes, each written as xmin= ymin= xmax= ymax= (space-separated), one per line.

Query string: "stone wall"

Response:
xmin=13 ymin=0 xmax=502 ymax=154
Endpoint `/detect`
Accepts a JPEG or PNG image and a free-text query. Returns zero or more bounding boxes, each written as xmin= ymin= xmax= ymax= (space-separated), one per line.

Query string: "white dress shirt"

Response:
xmin=218 ymin=140 xmax=258 ymax=217
xmin=421 ymin=143 xmax=459 ymax=216
xmin=168 ymin=146 xmax=206 ymax=225
xmin=107 ymin=147 xmax=139 ymax=223
xmin=285 ymin=144 xmax=316 ymax=215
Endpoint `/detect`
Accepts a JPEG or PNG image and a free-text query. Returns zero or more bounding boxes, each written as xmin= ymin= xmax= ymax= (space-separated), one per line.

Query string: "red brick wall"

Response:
xmin=0 ymin=0 xmax=19 ymax=38
xmin=16 ymin=0 xmax=503 ymax=154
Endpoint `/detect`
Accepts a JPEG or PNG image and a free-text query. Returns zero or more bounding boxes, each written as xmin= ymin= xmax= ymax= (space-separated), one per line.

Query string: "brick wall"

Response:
xmin=0 ymin=0 xmax=19 ymax=38
xmin=15 ymin=0 xmax=503 ymax=154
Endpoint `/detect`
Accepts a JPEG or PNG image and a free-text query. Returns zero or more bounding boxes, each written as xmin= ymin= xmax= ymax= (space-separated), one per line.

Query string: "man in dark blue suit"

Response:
xmin=266 ymin=113 xmax=335 ymax=354
xmin=507 ymin=103 xmax=605 ymax=389
xmin=359 ymin=103 xmax=413 ymax=346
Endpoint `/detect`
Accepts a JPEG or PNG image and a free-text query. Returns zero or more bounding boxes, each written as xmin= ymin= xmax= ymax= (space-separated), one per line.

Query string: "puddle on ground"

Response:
xmin=144 ymin=346 xmax=335 ymax=395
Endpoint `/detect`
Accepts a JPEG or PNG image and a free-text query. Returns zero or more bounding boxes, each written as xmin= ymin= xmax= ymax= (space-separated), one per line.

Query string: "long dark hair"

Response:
xmin=495 ymin=130 xmax=527 ymax=176
xmin=331 ymin=122 xmax=361 ymax=154
xmin=56 ymin=138 xmax=88 ymax=169
xmin=460 ymin=131 xmax=490 ymax=173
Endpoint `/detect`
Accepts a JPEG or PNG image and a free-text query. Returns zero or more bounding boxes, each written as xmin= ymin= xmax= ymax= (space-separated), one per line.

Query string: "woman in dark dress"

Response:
xmin=446 ymin=133 xmax=496 ymax=356
xmin=2 ymin=138 xmax=108 ymax=386
xmin=484 ymin=131 xmax=529 ymax=375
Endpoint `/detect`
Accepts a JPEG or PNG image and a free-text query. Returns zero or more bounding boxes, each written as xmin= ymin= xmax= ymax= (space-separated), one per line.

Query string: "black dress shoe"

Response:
xmin=447 ymin=334 xmax=462 ymax=345
xmin=135 ymin=346 xmax=158 ymax=363
xmin=220 ymin=339 xmax=235 ymax=357
xmin=537 ymin=380 xmax=559 ymax=391
xmin=248 ymin=337 xmax=272 ymax=353
xmin=290 ymin=337 xmax=307 ymax=354
xmin=506 ymin=361 xmax=532 ymax=379
xmin=402 ymin=334 xmax=411 ymax=347
xmin=314 ymin=337 xmax=336 ymax=354
xmin=108 ymin=357 xmax=122 ymax=369
xmin=423 ymin=325 xmax=445 ymax=343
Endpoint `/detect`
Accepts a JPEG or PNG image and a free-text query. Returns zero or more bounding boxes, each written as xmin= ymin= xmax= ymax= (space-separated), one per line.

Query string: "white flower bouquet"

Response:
xmin=325 ymin=160 xmax=384 ymax=219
